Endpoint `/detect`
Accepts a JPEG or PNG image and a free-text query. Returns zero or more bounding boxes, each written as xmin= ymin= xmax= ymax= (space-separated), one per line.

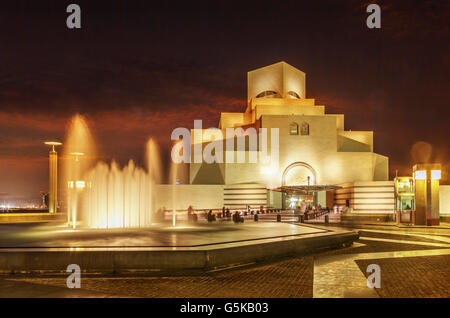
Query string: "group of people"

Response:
xmin=186 ymin=206 xmax=249 ymax=223
xmin=298 ymin=204 xmax=331 ymax=219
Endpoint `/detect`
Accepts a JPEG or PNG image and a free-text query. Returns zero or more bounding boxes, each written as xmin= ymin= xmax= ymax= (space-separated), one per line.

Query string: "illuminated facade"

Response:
xmin=413 ymin=163 xmax=441 ymax=225
xmin=187 ymin=62 xmax=390 ymax=210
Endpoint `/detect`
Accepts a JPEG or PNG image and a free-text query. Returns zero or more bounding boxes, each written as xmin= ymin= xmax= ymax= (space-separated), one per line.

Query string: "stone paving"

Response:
xmin=1 ymin=224 xmax=449 ymax=298
xmin=356 ymin=255 xmax=450 ymax=298
xmin=2 ymin=256 xmax=314 ymax=298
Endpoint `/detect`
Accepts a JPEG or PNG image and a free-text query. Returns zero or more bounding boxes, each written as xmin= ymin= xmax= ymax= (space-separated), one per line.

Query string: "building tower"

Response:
xmin=44 ymin=141 xmax=62 ymax=213
xmin=413 ymin=163 xmax=441 ymax=225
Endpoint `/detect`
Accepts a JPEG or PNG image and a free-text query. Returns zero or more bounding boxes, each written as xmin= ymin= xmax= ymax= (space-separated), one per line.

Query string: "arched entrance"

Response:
xmin=282 ymin=162 xmax=317 ymax=186
xmin=281 ymin=162 xmax=317 ymax=209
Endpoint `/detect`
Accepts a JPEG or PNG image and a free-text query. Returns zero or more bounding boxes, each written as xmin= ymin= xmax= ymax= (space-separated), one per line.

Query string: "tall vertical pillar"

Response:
xmin=49 ymin=149 xmax=58 ymax=213
xmin=45 ymin=142 xmax=62 ymax=213
xmin=413 ymin=163 xmax=441 ymax=226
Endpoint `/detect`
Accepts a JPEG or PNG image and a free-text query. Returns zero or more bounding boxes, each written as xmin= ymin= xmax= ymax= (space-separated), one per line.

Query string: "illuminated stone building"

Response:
xmin=179 ymin=62 xmax=392 ymax=214
xmin=153 ymin=61 xmax=450 ymax=222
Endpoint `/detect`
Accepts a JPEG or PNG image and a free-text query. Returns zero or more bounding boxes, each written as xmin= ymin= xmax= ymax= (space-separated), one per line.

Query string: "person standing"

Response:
xmin=187 ymin=205 xmax=193 ymax=222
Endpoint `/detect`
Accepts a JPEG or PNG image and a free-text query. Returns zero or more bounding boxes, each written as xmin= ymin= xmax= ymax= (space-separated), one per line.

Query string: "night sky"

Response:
xmin=0 ymin=0 xmax=449 ymax=204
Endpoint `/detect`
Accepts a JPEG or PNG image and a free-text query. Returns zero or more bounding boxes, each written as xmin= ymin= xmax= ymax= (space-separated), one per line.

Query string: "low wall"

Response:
xmin=341 ymin=213 xmax=394 ymax=223
xmin=0 ymin=213 xmax=65 ymax=224
xmin=0 ymin=231 xmax=359 ymax=273
xmin=335 ymin=181 xmax=395 ymax=214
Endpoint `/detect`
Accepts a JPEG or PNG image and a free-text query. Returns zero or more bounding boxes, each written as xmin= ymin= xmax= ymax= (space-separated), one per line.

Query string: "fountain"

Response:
xmin=0 ymin=114 xmax=359 ymax=274
xmin=81 ymin=160 xmax=153 ymax=228
xmin=168 ymin=147 xmax=189 ymax=227
xmin=63 ymin=115 xmax=96 ymax=228
xmin=63 ymin=114 xmax=163 ymax=229
xmin=169 ymin=162 xmax=178 ymax=227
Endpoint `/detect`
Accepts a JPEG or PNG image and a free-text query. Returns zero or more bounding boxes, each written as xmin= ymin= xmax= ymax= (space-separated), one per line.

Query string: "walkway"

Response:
xmin=1 ymin=224 xmax=449 ymax=298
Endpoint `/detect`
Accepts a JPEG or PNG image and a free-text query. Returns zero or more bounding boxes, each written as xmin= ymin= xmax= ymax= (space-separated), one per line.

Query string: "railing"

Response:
xmin=162 ymin=208 xmax=334 ymax=224
xmin=303 ymin=209 xmax=330 ymax=220
xmin=163 ymin=208 xmax=283 ymax=222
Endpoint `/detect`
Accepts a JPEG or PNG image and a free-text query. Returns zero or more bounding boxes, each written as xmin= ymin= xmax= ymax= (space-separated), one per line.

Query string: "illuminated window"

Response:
xmin=301 ymin=122 xmax=309 ymax=135
xmin=395 ymin=177 xmax=413 ymax=194
xmin=256 ymin=90 xmax=281 ymax=98
xmin=414 ymin=170 xmax=426 ymax=180
xmin=75 ymin=181 xmax=86 ymax=189
xmin=431 ymin=170 xmax=441 ymax=180
xmin=289 ymin=123 xmax=299 ymax=135
xmin=287 ymin=91 xmax=300 ymax=99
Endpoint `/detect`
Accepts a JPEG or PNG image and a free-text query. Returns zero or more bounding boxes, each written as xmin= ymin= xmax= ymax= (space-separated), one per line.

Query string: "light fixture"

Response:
xmin=75 ymin=181 xmax=86 ymax=189
xmin=44 ymin=141 xmax=62 ymax=151
xmin=431 ymin=170 xmax=441 ymax=180
xmin=70 ymin=152 xmax=85 ymax=162
xmin=414 ymin=170 xmax=426 ymax=180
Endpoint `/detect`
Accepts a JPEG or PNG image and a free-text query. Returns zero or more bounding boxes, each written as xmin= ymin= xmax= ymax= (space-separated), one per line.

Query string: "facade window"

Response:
xmin=287 ymin=91 xmax=300 ymax=99
xmin=289 ymin=123 xmax=299 ymax=135
xmin=256 ymin=90 xmax=281 ymax=98
xmin=301 ymin=122 xmax=309 ymax=135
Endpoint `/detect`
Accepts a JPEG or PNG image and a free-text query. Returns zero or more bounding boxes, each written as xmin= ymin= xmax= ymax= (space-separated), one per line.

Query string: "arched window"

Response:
xmin=289 ymin=122 xmax=299 ymax=135
xmin=287 ymin=91 xmax=300 ymax=99
xmin=256 ymin=90 xmax=281 ymax=98
xmin=300 ymin=122 xmax=309 ymax=135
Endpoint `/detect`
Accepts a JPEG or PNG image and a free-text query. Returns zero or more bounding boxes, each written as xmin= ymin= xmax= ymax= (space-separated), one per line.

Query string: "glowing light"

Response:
xmin=44 ymin=141 xmax=62 ymax=146
xmin=44 ymin=141 xmax=62 ymax=152
xmin=68 ymin=180 xmax=85 ymax=189
xmin=288 ymin=197 xmax=298 ymax=208
xmin=431 ymin=170 xmax=441 ymax=180
xmin=75 ymin=181 xmax=85 ymax=189
xmin=414 ymin=170 xmax=426 ymax=180
xmin=70 ymin=152 xmax=85 ymax=162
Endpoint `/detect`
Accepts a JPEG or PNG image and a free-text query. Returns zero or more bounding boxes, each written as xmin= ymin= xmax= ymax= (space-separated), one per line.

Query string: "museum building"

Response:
xmin=163 ymin=61 xmax=395 ymax=218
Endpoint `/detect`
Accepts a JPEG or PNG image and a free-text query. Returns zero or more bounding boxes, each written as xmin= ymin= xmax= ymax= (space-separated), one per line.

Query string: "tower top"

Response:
xmin=44 ymin=141 xmax=62 ymax=152
xmin=247 ymin=61 xmax=306 ymax=105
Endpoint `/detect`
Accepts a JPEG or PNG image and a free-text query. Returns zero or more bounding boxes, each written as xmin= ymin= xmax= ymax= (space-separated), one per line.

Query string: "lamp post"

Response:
xmin=44 ymin=141 xmax=62 ymax=213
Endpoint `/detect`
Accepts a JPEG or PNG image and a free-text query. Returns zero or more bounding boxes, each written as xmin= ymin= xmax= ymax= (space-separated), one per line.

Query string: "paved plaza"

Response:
xmin=0 ymin=222 xmax=449 ymax=298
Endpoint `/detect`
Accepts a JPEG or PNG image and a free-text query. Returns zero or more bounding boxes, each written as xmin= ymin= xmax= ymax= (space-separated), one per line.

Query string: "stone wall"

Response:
xmin=440 ymin=185 xmax=450 ymax=215
xmin=335 ymin=181 xmax=395 ymax=214
xmin=154 ymin=184 xmax=224 ymax=211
